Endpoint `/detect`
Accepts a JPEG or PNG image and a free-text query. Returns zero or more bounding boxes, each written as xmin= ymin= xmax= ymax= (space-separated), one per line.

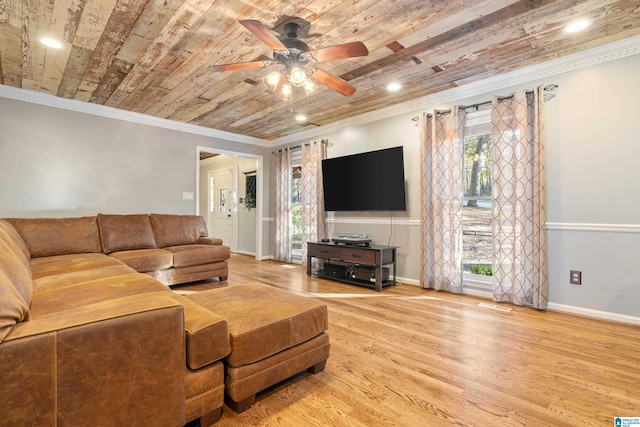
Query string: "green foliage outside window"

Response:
xmin=470 ymin=265 xmax=492 ymax=276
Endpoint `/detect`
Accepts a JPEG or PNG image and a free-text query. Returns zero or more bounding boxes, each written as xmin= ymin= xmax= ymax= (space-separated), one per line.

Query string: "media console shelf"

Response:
xmin=307 ymin=242 xmax=397 ymax=292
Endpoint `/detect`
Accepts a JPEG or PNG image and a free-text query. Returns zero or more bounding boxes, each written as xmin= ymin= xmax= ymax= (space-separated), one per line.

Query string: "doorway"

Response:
xmin=196 ymin=146 xmax=263 ymax=261
xmin=207 ymin=166 xmax=238 ymax=251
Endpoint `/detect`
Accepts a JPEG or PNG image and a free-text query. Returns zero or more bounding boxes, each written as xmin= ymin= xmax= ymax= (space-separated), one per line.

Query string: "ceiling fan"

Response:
xmin=207 ymin=19 xmax=369 ymax=97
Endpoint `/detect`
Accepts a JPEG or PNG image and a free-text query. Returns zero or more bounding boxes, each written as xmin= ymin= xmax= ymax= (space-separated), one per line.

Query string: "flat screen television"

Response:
xmin=322 ymin=146 xmax=407 ymax=211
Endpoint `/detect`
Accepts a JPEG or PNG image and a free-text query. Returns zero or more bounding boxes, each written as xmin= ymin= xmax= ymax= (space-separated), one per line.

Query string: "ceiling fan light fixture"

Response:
xmin=289 ymin=67 xmax=307 ymax=86
xmin=262 ymin=71 xmax=282 ymax=91
xmin=302 ymin=78 xmax=317 ymax=95
xmin=281 ymin=82 xmax=293 ymax=100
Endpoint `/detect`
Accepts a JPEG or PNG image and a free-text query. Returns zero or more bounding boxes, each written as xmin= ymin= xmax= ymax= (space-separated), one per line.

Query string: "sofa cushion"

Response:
xmin=29 ymin=253 xmax=125 ymax=280
xmin=109 ymin=249 xmax=173 ymax=273
xmin=0 ymin=234 xmax=33 ymax=310
xmin=6 ymin=217 xmax=102 ymax=257
xmin=97 ymin=214 xmax=157 ymax=254
xmin=0 ymin=220 xmax=30 ymax=261
xmin=33 ymin=264 xmax=135 ymax=294
xmin=165 ymin=245 xmax=231 ymax=268
xmin=0 ymin=269 xmax=30 ymax=342
xmin=29 ymin=273 xmax=169 ymax=319
xmin=186 ymin=284 xmax=329 ymax=367
xmin=149 ymin=214 xmax=208 ymax=248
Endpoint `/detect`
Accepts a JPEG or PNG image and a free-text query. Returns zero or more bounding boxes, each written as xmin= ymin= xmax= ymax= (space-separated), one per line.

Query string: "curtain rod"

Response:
xmin=418 ymin=84 xmax=558 ymax=119
xmin=273 ymin=139 xmax=329 ymax=154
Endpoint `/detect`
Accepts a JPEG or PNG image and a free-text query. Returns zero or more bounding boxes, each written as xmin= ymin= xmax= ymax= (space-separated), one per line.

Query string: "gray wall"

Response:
xmin=0 ymin=96 xmax=272 ymax=255
xmin=280 ymin=53 xmax=640 ymax=318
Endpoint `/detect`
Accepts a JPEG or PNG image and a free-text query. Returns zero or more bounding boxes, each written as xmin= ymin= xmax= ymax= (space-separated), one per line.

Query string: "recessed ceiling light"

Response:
xmin=386 ymin=82 xmax=402 ymax=92
xmin=295 ymin=114 xmax=307 ymax=122
xmin=563 ymin=19 xmax=592 ymax=34
xmin=40 ymin=38 xmax=63 ymax=49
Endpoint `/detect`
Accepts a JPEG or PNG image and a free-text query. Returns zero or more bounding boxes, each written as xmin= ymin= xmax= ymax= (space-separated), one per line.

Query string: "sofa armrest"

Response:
xmin=1 ymin=296 xmax=186 ymax=426
xmin=198 ymin=237 xmax=223 ymax=246
xmin=169 ymin=294 xmax=230 ymax=369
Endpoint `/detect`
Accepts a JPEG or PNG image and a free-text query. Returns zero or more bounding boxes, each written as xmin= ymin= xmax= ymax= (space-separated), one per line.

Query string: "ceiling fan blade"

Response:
xmin=311 ymin=69 xmax=356 ymax=96
xmin=207 ymin=60 xmax=272 ymax=73
xmin=240 ymin=20 xmax=288 ymax=52
xmin=308 ymin=42 xmax=369 ymax=62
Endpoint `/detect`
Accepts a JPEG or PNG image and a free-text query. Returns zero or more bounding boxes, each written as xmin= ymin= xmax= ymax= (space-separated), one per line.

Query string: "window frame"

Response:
xmin=290 ymin=150 xmax=303 ymax=263
xmin=463 ymin=109 xmax=492 ymax=289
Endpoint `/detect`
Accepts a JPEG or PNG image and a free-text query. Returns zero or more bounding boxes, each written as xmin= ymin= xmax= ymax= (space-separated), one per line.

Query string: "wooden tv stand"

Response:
xmin=307 ymin=242 xmax=397 ymax=292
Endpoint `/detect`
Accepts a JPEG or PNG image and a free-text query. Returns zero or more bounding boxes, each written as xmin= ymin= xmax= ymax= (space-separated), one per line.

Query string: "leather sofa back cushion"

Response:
xmin=0 ymin=227 xmax=33 ymax=310
xmin=0 ymin=224 xmax=33 ymax=334
xmin=97 ymin=214 xmax=157 ymax=254
xmin=150 ymin=214 xmax=208 ymax=248
xmin=0 ymin=269 xmax=30 ymax=342
xmin=0 ymin=220 xmax=30 ymax=260
xmin=6 ymin=217 xmax=102 ymax=258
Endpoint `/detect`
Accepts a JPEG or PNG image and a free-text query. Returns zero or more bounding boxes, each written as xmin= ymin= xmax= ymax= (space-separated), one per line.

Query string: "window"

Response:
xmin=245 ymin=174 xmax=257 ymax=209
xmin=219 ymin=189 xmax=227 ymax=213
xmin=291 ymin=151 xmax=302 ymax=263
xmin=463 ymin=110 xmax=492 ymax=281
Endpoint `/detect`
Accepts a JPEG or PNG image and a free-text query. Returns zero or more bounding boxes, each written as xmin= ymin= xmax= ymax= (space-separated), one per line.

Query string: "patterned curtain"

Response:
xmin=419 ymin=108 xmax=466 ymax=293
xmin=300 ymin=140 xmax=327 ymax=270
xmin=273 ymin=148 xmax=292 ymax=262
xmin=491 ymin=86 xmax=548 ymax=309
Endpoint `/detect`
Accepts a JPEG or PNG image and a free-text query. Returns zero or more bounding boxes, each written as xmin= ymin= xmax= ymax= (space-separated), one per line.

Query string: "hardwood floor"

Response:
xmin=176 ymin=254 xmax=640 ymax=426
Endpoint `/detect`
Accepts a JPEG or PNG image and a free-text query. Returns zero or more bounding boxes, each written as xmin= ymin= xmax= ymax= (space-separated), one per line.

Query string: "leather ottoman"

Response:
xmin=186 ymin=283 xmax=330 ymax=412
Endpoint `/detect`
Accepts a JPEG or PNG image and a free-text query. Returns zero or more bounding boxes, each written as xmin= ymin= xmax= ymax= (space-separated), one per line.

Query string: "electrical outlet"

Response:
xmin=570 ymin=270 xmax=582 ymax=285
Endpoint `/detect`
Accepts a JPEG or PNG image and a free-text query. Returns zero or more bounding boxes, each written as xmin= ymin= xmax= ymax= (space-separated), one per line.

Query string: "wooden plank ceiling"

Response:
xmin=1 ymin=0 xmax=639 ymax=141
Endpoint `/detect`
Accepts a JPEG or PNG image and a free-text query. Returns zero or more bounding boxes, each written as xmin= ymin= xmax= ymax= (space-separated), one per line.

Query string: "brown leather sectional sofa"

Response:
xmin=0 ymin=214 xmax=330 ymax=426
xmin=8 ymin=213 xmax=231 ymax=286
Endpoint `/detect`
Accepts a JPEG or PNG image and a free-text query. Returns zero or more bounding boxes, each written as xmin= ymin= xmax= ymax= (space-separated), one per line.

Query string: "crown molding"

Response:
xmin=271 ymin=34 xmax=640 ymax=146
xmin=0 ymin=85 xmax=270 ymax=147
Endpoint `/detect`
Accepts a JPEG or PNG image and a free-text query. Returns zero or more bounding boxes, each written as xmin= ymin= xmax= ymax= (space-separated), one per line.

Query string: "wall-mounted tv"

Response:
xmin=322 ymin=146 xmax=407 ymax=211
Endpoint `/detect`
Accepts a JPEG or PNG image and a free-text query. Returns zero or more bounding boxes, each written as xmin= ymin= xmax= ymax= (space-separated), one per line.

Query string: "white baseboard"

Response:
xmin=396 ymin=276 xmax=419 ymax=286
xmin=464 ymin=288 xmax=493 ymax=299
xmin=234 ymin=250 xmax=256 ymax=257
xmin=547 ymin=303 xmax=640 ymax=325
xmin=402 ymin=280 xmax=640 ymax=325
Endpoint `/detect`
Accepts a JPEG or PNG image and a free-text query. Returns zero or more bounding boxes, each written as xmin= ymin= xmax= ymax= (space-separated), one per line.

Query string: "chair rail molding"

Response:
xmin=327 ymin=217 xmax=419 ymax=227
xmin=546 ymin=222 xmax=640 ymax=234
